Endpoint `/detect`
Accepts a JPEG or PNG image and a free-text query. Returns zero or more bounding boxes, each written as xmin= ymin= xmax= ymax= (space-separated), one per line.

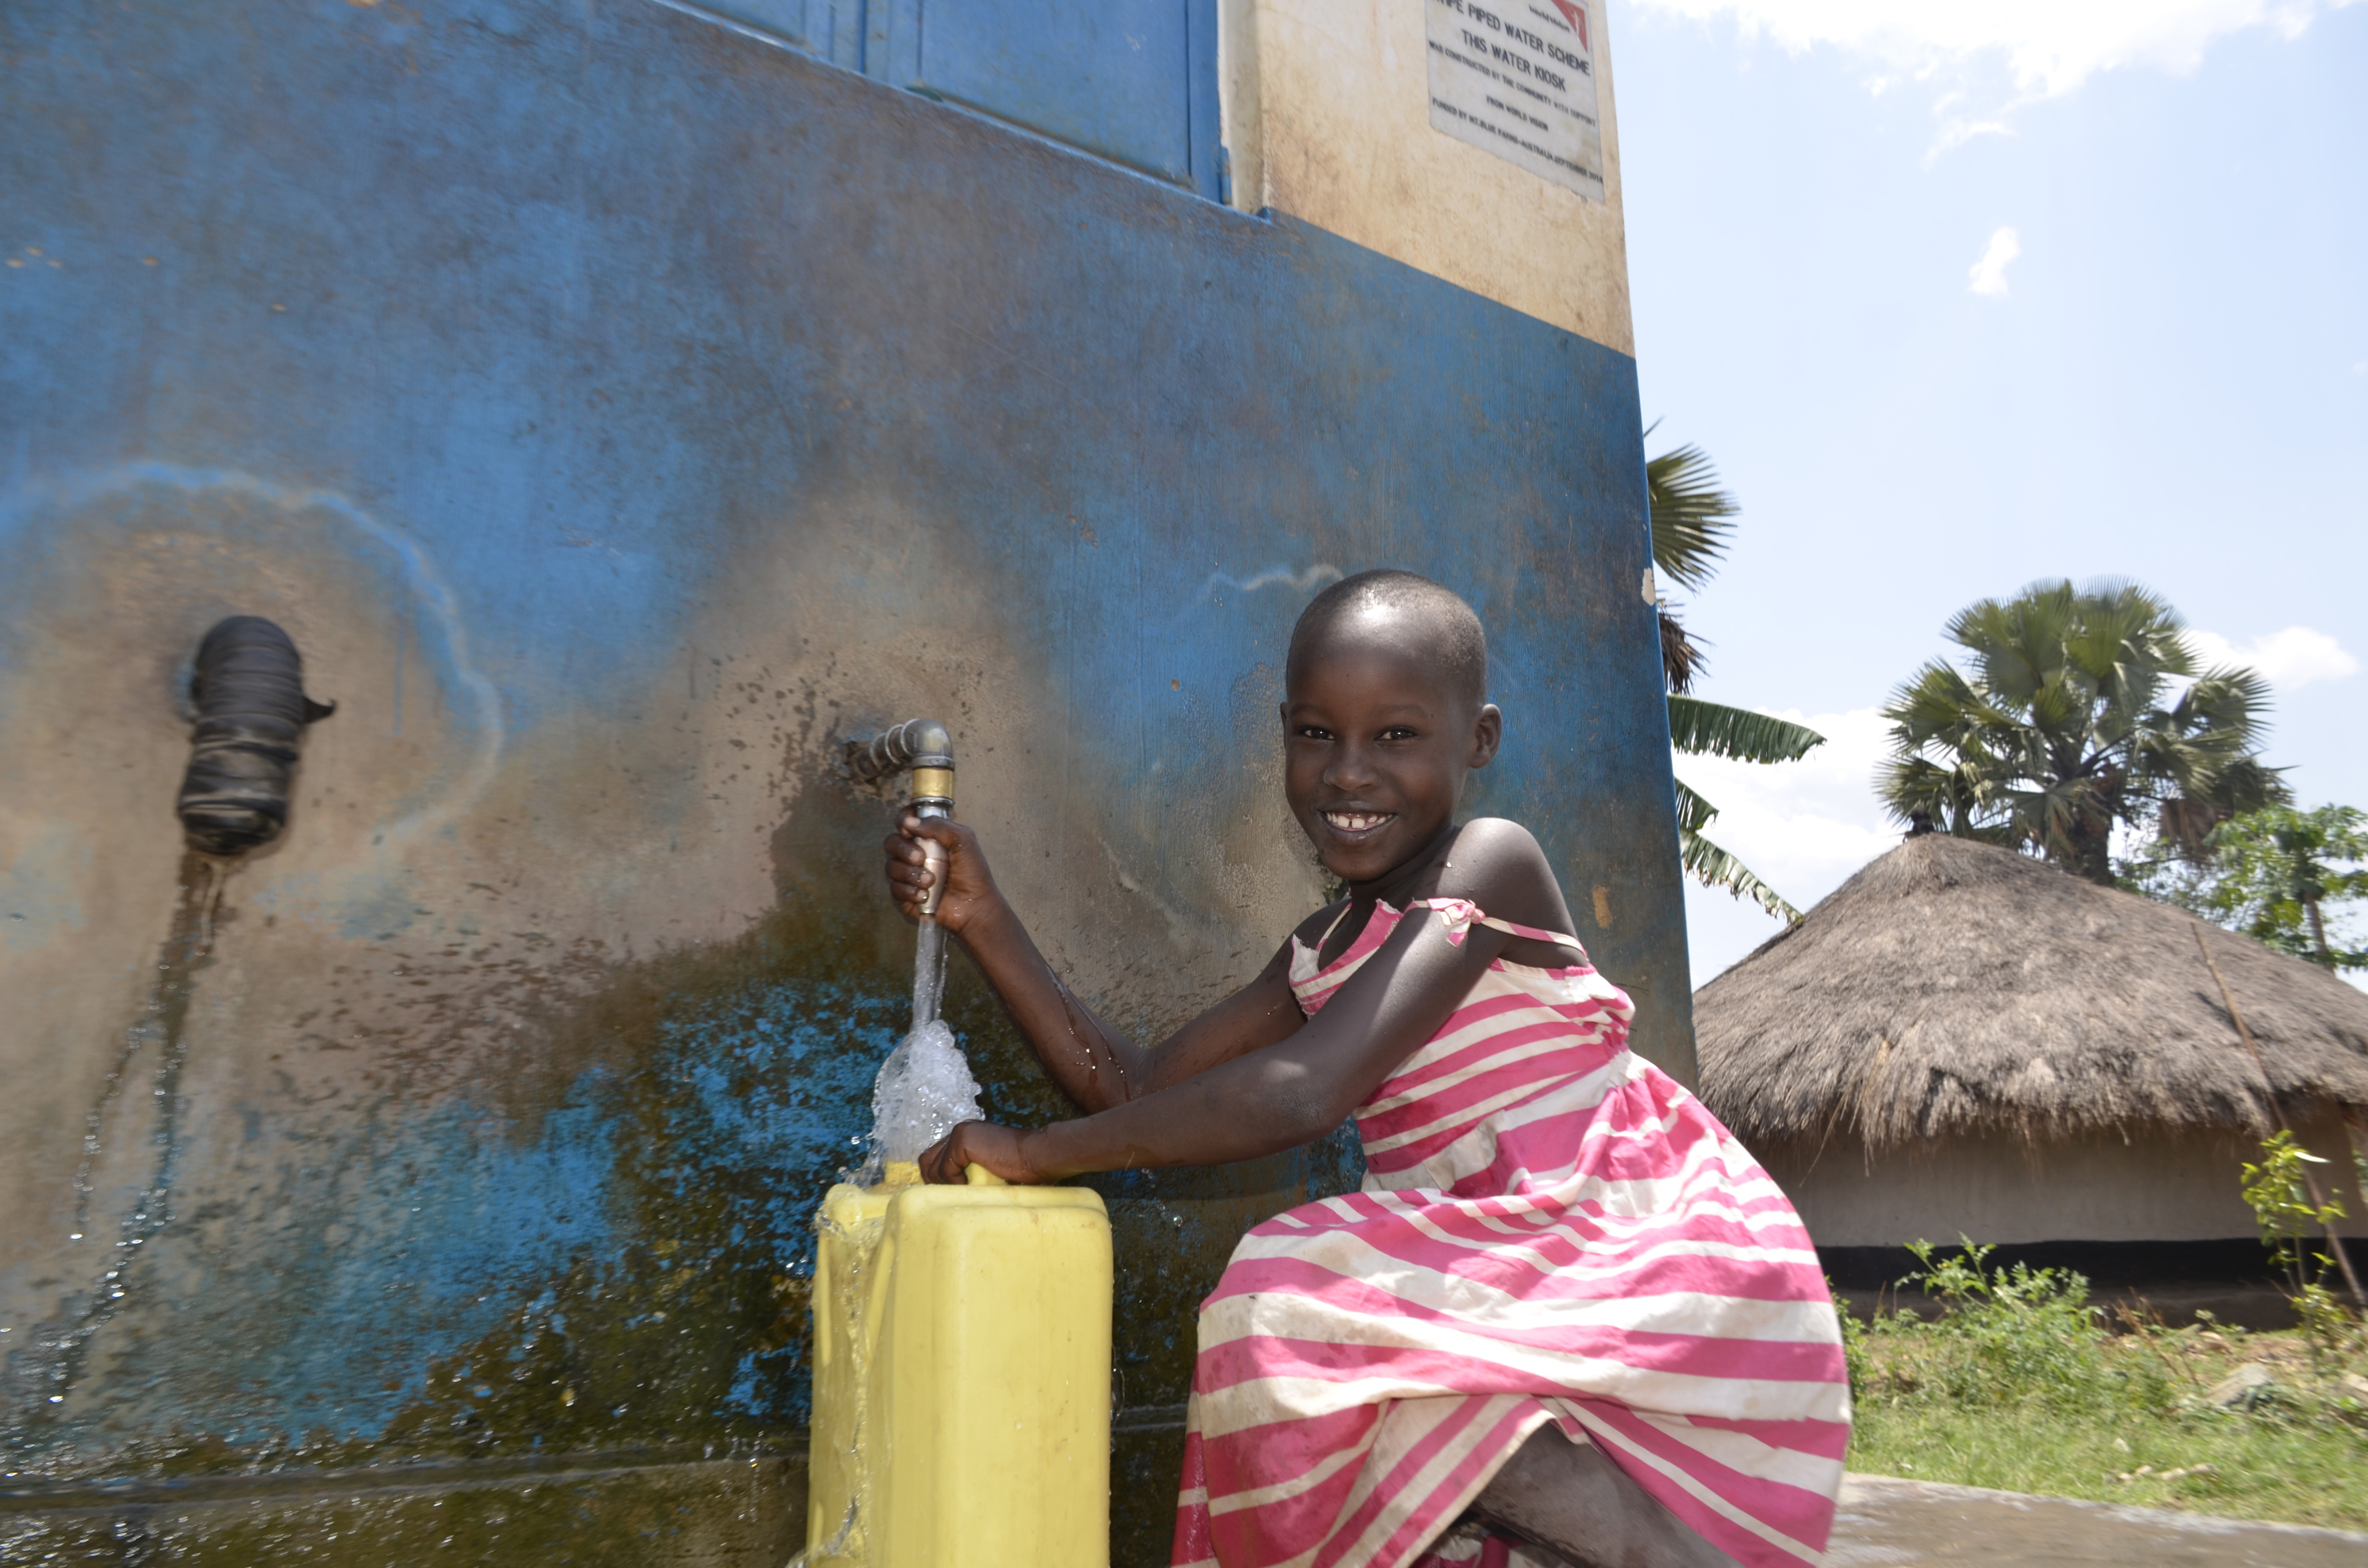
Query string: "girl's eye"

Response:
xmin=1295 ymin=725 xmax=1333 ymax=741
xmin=1381 ymin=727 xmax=1418 ymax=742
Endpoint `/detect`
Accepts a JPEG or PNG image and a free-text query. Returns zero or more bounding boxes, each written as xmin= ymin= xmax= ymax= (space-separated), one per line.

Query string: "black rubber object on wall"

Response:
xmin=176 ymin=616 xmax=336 ymax=856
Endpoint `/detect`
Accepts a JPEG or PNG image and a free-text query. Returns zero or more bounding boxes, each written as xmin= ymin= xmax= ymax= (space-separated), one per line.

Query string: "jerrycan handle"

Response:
xmin=965 ymin=1164 xmax=1008 ymax=1187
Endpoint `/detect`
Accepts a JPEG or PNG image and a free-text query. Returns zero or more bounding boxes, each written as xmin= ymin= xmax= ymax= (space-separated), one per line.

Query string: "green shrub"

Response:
xmin=1850 ymin=1239 xmax=2174 ymax=1415
xmin=2239 ymin=1132 xmax=2362 ymax=1370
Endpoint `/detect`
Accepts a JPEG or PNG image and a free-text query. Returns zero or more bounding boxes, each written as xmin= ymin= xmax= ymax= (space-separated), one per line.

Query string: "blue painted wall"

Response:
xmin=0 ymin=0 xmax=1681 ymax=1558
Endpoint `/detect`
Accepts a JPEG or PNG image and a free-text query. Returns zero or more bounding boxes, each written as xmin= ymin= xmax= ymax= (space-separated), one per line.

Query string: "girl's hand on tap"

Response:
xmin=883 ymin=813 xmax=999 ymax=933
xmin=919 ymin=1119 xmax=1043 ymax=1185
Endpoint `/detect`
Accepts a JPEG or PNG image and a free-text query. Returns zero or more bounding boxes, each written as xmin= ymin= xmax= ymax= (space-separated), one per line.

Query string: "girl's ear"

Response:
xmin=1468 ymin=704 xmax=1503 ymax=768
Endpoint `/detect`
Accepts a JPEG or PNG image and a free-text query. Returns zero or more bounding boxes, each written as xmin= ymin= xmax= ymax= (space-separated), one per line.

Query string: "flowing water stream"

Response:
xmin=862 ymin=914 xmax=982 ymax=1176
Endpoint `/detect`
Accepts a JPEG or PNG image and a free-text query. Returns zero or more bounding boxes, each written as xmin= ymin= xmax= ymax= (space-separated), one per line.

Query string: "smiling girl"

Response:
xmin=881 ymin=570 xmax=1848 ymax=1568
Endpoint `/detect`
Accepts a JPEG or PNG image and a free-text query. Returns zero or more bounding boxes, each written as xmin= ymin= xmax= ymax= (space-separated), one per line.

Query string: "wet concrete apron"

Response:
xmin=1830 ymin=1474 xmax=2368 ymax=1567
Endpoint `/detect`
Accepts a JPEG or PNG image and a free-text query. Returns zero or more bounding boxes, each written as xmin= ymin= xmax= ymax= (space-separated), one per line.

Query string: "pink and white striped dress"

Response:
xmin=1171 ymin=898 xmax=1849 ymax=1568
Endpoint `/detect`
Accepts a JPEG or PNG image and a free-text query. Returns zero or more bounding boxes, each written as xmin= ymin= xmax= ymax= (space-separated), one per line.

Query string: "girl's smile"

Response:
xmin=1320 ymin=809 xmax=1395 ymax=837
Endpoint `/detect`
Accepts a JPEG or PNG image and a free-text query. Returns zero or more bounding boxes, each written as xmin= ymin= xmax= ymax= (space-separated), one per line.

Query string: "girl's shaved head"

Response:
xmin=1286 ymin=570 xmax=1489 ymax=710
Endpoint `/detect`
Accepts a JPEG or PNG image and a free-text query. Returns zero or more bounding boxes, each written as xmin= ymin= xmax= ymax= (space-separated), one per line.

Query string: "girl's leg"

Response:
xmin=1471 ymin=1428 xmax=1745 ymax=1568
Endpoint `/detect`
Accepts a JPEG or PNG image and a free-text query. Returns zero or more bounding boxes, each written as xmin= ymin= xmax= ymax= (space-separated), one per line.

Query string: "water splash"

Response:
xmin=861 ymin=915 xmax=981 ymax=1175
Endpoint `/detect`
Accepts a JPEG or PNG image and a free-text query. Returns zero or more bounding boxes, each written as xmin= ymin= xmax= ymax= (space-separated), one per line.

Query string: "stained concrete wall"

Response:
xmin=0 ymin=0 xmax=1680 ymax=1560
xmin=1221 ymin=0 xmax=1636 ymax=353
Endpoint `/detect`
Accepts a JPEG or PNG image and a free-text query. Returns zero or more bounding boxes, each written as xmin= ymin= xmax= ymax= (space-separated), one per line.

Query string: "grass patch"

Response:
xmin=1851 ymin=1399 xmax=2368 ymax=1532
xmin=1839 ymin=1242 xmax=2368 ymax=1532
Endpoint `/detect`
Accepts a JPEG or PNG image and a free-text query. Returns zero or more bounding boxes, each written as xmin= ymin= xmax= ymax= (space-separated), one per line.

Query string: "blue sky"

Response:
xmin=1611 ymin=0 xmax=2368 ymax=983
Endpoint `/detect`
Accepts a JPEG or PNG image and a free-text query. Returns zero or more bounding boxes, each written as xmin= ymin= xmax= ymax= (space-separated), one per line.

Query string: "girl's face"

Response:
xmin=1281 ymin=616 xmax=1501 ymax=890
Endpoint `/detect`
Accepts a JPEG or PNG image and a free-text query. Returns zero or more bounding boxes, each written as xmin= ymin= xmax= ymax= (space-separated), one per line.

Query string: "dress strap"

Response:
xmin=1291 ymin=899 xmax=1361 ymax=969
xmin=1416 ymin=897 xmax=1588 ymax=954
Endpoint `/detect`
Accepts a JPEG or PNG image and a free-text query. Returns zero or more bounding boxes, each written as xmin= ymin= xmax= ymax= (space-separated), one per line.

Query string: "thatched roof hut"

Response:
xmin=1695 ymin=833 xmax=2368 ymax=1284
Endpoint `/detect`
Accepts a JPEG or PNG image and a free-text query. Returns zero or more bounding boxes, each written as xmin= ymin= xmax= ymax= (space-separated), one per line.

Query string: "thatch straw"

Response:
xmin=1694 ymin=834 xmax=2368 ymax=1150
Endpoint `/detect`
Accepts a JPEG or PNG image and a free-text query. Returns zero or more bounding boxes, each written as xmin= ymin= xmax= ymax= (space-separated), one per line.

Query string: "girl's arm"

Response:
xmin=885 ymin=814 xmax=1308 ymax=1113
xmin=921 ymin=819 xmax=1565 ymax=1183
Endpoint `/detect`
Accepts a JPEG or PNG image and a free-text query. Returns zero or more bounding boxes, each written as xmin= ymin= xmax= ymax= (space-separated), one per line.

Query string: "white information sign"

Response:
xmin=1425 ymin=0 xmax=1605 ymax=201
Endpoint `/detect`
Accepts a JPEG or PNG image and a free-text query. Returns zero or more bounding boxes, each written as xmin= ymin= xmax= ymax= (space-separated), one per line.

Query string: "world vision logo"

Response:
xmin=1545 ymin=0 xmax=1590 ymax=52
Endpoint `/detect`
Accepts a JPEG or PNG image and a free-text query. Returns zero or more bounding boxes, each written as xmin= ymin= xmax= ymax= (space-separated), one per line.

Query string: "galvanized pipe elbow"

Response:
xmin=849 ymin=718 xmax=957 ymax=917
xmin=847 ymin=718 xmax=954 ymax=818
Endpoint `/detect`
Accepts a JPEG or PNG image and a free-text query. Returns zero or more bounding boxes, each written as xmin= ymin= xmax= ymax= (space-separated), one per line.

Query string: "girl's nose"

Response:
xmin=1323 ymin=744 xmax=1379 ymax=791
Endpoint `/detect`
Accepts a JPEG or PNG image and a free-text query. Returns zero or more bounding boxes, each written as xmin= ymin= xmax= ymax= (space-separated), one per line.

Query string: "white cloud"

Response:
xmin=1632 ymin=0 xmax=2359 ymax=145
xmin=1677 ymin=705 xmax=1899 ymax=981
xmin=1632 ymin=0 xmax=2352 ymax=96
xmin=1967 ymin=227 xmax=2020 ymax=296
xmin=2189 ymin=626 xmax=2360 ymax=689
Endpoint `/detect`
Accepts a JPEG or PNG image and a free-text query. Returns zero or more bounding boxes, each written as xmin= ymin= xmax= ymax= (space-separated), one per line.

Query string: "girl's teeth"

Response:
xmin=1328 ymin=812 xmax=1387 ymax=831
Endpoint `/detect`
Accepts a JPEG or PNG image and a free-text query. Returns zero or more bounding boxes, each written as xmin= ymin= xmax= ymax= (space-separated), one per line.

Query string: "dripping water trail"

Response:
xmin=37 ymin=853 xmax=228 ymax=1420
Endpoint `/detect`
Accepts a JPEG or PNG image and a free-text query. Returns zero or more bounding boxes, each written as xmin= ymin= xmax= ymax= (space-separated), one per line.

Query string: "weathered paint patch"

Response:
xmin=0 ymin=828 xmax=90 ymax=951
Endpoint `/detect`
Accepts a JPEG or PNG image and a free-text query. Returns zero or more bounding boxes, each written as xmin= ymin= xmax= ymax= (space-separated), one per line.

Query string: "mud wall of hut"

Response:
xmin=1767 ymin=1113 xmax=2368 ymax=1264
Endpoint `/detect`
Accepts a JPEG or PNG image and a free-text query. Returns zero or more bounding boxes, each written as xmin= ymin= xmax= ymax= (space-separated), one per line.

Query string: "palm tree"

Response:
xmin=1647 ymin=442 xmax=1730 ymax=696
xmin=1879 ymin=579 xmax=2282 ymax=885
xmin=1648 ymin=441 xmax=1824 ymax=921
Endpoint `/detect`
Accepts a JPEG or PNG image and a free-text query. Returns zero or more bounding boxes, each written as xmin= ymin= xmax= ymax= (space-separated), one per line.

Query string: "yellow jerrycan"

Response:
xmin=807 ymin=1162 xmax=1113 ymax=1568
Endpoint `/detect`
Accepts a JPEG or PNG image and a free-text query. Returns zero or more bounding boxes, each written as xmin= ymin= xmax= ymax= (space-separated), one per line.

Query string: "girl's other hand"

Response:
xmin=882 ymin=814 xmax=998 ymax=933
xmin=918 ymin=1120 xmax=1043 ymax=1184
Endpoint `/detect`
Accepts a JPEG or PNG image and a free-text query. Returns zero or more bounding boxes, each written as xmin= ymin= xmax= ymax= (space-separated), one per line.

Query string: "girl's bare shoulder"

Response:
xmin=1442 ymin=817 xmax=1551 ymax=881
xmin=1438 ymin=818 xmax=1574 ymax=934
